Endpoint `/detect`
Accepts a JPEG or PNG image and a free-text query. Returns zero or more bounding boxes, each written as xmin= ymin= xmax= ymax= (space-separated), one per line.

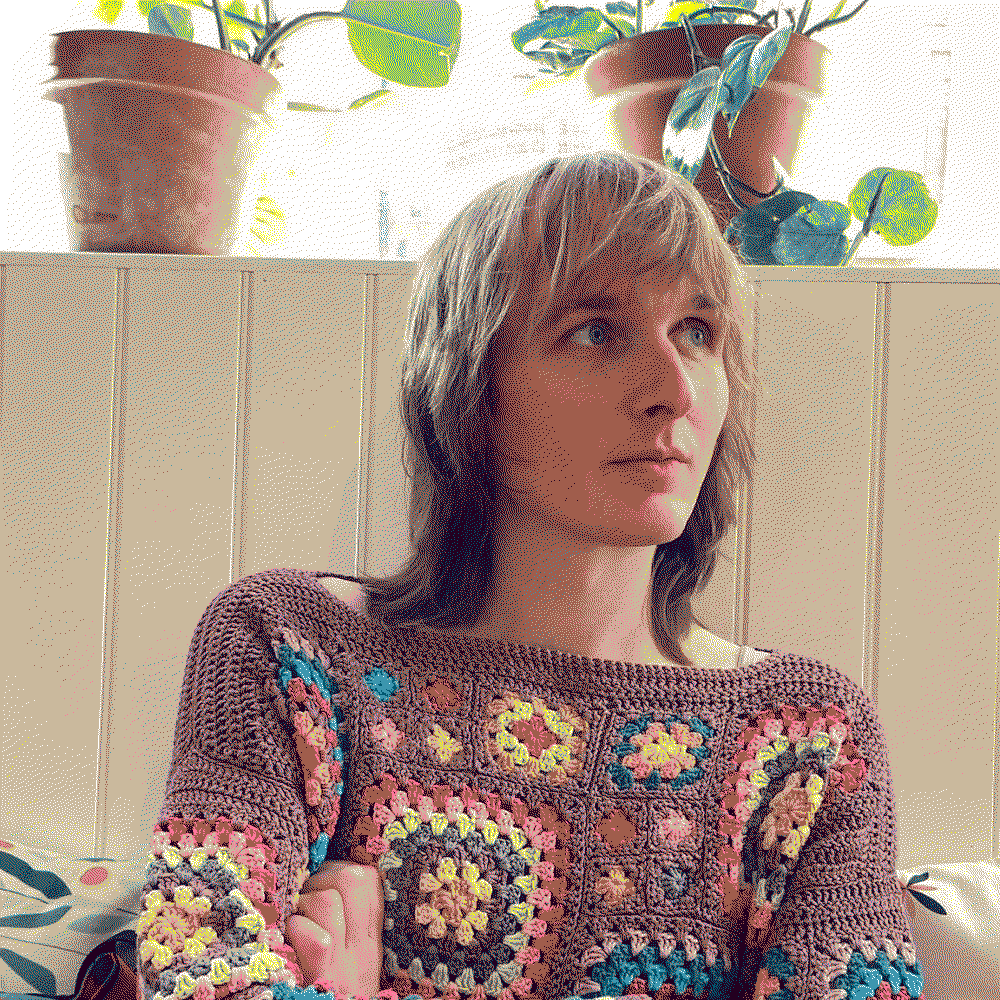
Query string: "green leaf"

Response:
xmin=908 ymin=887 xmax=948 ymax=916
xmin=0 ymin=946 xmax=58 ymax=996
xmin=745 ymin=27 xmax=793 ymax=93
xmin=217 ymin=0 xmax=255 ymax=47
xmin=601 ymin=13 xmax=637 ymax=38
xmin=659 ymin=2 xmax=711 ymax=24
xmin=511 ymin=6 xmax=622 ymax=68
xmin=714 ymin=32 xmax=768 ymax=136
xmin=605 ymin=1 xmax=639 ymax=17
xmin=847 ymin=168 xmax=938 ymax=246
xmin=661 ymin=64 xmax=727 ymax=182
xmin=133 ymin=0 xmax=259 ymax=41
xmin=714 ymin=26 xmax=792 ymax=137
xmin=723 ymin=183 xmax=819 ymax=264
xmin=339 ymin=0 xmax=462 ymax=89
xmin=662 ymin=25 xmax=793 ymax=181
xmin=526 ymin=43 xmax=598 ymax=75
xmin=101 ymin=1 xmax=462 ymax=105
xmin=287 ymin=101 xmax=344 ymax=112
xmin=656 ymin=1 xmax=755 ymax=27
xmin=726 ymin=164 xmax=939 ymax=265
xmin=0 ymin=852 xmax=73 ymax=899
xmin=0 ymin=904 xmax=73 ymax=928
xmin=346 ymin=89 xmax=397 ymax=110
xmin=93 ymin=0 xmax=126 ymax=25
xmin=771 ymin=200 xmax=851 ymax=264
xmin=247 ymin=194 xmax=286 ymax=248
xmin=145 ymin=3 xmax=194 ymax=40
xmin=823 ymin=0 xmax=849 ymax=23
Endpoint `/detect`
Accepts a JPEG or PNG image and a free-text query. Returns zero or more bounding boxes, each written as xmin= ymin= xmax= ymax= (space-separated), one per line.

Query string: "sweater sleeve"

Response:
xmin=137 ymin=571 xmax=372 ymax=1000
xmin=733 ymin=671 xmax=926 ymax=1000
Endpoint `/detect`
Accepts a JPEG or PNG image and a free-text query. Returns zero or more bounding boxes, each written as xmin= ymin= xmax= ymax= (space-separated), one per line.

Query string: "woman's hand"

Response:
xmin=285 ymin=861 xmax=384 ymax=999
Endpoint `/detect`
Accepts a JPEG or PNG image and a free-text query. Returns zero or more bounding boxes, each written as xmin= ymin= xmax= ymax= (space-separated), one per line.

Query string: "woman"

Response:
xmin=350 ymin=148 xmax=765 ymax=671
xmin=147 ymin=152 xmax=923 ymax=1000
xmin=289 ymin=147 xmax=763 ymax=992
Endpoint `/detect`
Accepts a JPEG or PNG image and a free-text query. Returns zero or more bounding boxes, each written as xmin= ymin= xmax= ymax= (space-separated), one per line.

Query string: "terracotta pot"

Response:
xmin=40 ymin=30 xmax=284 ymax=255
xmin=581 ymin=25 xmax=830 ymax=244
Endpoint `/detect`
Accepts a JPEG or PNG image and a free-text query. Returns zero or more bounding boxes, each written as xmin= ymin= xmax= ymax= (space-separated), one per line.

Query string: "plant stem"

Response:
xmin=250 ymin=12 xmax=344 ymax=65
xmin=595 ymin=11 xmax=625 ymax=39
xmin=677 ymin=14 xmax=746 ymax=214
xmin=192 ymin=0 xmax=262 ymax=36
xmin=838 ymin=169 xmax=889 ymax=265
xmin=803 ymin=0 xmax=871 ymax=38
xmin=681 ymin=5 xmax=772 ymax=26
xmin=839 ymin=227 xmax=864 ymax=265
xmin=793 ymin=0 xmax=812 ymax=34
xmin=183 ymin=2 xmax=349 ymax=66
xmin=209 ymin=0 xmax=232 ymax=53
xmin=675 ymin=14 xmax=785 ymax=218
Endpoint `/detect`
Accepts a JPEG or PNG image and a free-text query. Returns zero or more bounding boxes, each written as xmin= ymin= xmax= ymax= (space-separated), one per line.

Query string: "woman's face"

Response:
xmin=485 ymin=224 xmax=731 ymax=549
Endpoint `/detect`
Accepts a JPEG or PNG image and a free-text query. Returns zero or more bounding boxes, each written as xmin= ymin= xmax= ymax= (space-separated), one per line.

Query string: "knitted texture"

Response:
xmin=139 ymin=568 xmax=925 ymax=1000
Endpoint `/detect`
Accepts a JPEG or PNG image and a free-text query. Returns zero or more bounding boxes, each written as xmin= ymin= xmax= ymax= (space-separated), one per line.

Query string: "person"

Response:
xmin=141 ymin=152 xmax=924 ymax=1000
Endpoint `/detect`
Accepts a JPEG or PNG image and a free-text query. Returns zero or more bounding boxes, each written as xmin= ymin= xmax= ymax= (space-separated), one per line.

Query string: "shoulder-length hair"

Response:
xmin=356 ymin=150 xmax=765 ymax=666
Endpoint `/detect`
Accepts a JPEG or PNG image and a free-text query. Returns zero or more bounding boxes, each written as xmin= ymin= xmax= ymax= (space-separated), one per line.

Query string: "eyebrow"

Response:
xmin=540 ymin=288 xmax=721 ymax=329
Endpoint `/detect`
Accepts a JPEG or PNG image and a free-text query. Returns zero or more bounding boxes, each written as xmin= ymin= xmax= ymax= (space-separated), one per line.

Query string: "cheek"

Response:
xmin=488 ymin=373 xmax=581 ymax=469
xmin=486 ymin=372 xmax=536 ymax=455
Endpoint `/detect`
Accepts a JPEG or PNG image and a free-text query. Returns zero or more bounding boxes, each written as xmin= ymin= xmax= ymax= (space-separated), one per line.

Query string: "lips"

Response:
xmin=610 ymin=449 xmax=691 ymax=465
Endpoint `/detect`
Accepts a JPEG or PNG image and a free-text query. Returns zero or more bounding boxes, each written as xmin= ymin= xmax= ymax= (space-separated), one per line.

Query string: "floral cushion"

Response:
xmin=0 ymin=837 xmax=148 ymax=998
xmin=895 ymin=862 xmax=1000 ymax=1000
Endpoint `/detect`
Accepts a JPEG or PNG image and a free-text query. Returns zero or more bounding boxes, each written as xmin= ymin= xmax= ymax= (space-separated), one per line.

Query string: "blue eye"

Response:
xmin=568 ymin=318 xmax=714 ymax=350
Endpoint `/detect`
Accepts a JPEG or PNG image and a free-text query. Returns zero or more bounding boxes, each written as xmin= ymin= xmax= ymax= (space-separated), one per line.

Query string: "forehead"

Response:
xmin=527 ymin=248 xmax=718 ymax=333
xmin=509 ymin=202 xmax=722 ymax=342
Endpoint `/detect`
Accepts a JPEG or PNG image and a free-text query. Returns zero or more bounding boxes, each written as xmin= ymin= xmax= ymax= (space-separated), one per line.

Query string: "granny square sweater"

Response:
xmin=139 ymin=568 xmax=925 ymax=1000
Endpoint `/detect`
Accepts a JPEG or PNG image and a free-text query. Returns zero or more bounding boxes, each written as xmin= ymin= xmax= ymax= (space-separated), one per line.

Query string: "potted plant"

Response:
xmin=512 ymin=0 xmax=938 ymax=265
xmin=43 ymin=0 xmax=462 ymax=255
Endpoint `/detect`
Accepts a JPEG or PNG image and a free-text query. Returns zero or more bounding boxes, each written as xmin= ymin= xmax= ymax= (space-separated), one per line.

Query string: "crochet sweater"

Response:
xmin=140 ymin=567 xmax=925 ymax=1000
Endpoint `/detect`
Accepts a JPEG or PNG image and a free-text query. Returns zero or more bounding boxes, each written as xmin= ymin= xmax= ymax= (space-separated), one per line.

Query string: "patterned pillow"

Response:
xmin=0 ymin=837 xmax=148 ymax=997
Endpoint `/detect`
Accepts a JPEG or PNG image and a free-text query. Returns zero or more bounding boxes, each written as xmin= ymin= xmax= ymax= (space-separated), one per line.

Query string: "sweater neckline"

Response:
xmin=308 ymin=571 xmax=776 ymax=677
xmin=390 ymin=620 xmax=774 ymax=675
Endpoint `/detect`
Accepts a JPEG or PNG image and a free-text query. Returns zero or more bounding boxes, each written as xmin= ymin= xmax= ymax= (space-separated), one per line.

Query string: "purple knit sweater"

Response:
xmin=140 ymin=568 xmax=925 ymax=1000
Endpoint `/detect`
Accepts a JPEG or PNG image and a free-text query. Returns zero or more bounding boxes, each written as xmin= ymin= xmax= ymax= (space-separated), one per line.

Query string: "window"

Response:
xmin=6 ymin=2 xmax=998 ymax=266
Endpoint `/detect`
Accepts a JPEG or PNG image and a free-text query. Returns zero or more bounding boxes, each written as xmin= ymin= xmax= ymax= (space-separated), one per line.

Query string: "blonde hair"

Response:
xmin=355 ymin=151 xmax=764 ymax=666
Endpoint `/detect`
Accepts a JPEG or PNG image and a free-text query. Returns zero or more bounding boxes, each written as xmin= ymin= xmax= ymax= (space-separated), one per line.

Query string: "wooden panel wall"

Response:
xmin=2 ymin=252 xmax=997 ymax=873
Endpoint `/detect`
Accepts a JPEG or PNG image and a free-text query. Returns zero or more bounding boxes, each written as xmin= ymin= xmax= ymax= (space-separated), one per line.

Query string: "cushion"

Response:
xmin=896 ymin=862 xmax=1000 ymax=1000
xmin=0 ymin=838 xmax=147 ymax=998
